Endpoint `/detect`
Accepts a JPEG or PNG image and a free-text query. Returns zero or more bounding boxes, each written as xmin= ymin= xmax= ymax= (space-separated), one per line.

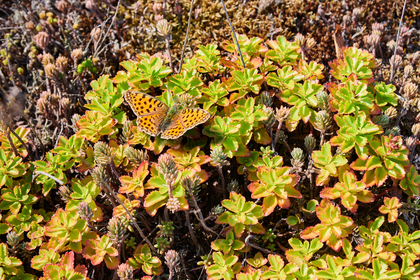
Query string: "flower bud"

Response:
xmin=165 ymin=250 xmax=180 ymax=271
xmin=71 ymin=48 xmax=83 ymax=63
xmin=158 ymin=154 xmax=179 ymax=185
xmin=412 ymin=123 xmax=420 ymax=138
xmin=125 ymin=146 xmax=148 ymax=164
xmin=117 ymin=263 xmax=134 ymax=280
xmin=34 ymin=31 xmax=49 ymax=50
xmin=210 ymin=147 xmax=229 ymax=168
xmin=304 ymin=134 xmax=316 ymax=151
xmin=108 ymin=216 xmax=128 ymax=245
xmin=94 ymin=142 xmax=113 ymax=166
xmin=44 ymin=63 xmax=58 ymax=79
xmin=275 ymin=106 xmax=291 ymax=123
xmin=78 ymin=201 xmax=93 ymax=222
xmin=166 ymin=197 xmax=181 ymax=213
xmin=156 ymin=19 xmax=172 ymax=37
xmin=56 ymin=55 xmax=68 ymax=72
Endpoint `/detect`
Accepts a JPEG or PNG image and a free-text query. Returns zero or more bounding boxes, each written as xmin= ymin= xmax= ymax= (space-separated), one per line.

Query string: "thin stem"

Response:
xmin=5 ymin=128 xmax=18 ymax=156
xmin=4 ymin=120 xmax=34 ymax=160
xmin=245 ymin=235 xmax=274 ymax=255
xmin=33 ymin=171 xmax=64 ymax=185
xmin=273 ymin=121 xmax=283 ymax=149
xmin=178 ymin=0 xmax=194 ymax=74
xmin=22 ymin=114 xmax=46 ymax=158
xmin=165 ymin=36 xmax=173 ymax=72
xmin=389 ymin=0 xmax=408 ymax=82
xmin=220 ymin=0 xmax=245 ymax=69
xmin=184 ymin=210 xmax=203 ymax=252
xmin=102 ymin=180 xmax=157 ymax=255
xmin=216 ymin=167 xmax=227 ymax=198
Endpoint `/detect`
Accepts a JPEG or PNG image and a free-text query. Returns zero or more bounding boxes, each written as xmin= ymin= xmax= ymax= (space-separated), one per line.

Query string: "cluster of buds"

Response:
xmin=44 ymin=63 xmax=58 ymax=79
xmin=390 ymin=54 xmax=403 ymax=71
xmin=117 ymin=263 xmax=133 ymax=280
xmin=33 ymin=31 xmax=50 ymax=51
xmin=259 ymin=91 xmax=273 ymax=107
xmin=56 ymin=55 xmax=68 ymax=73
xmin=275 ymin=106 xmax=291 ymax=124
xmin=77 ymin=201 xmax=94 ymax=222
xmin=291 ymin=147 xmax=305 ymax=170
xmin=262 ymin=106 xmax=275 ymax=128
xmin=71 ymin=48 xmax=83 ymax=65
xmin=165 ymin=250 xmax=180 ymax=276
xmin=304 ymin=134 xmax=316 ymax=152
xmin=158 ymin=154 xmax=179 ymax=188
xmin=108 ymin=216 xmax=128 ymax=246
xmin=58 ymin=185 xmax=72 ymax=202
xmin=156 ymin=19 xmax=172 ymax=37
xmin=153 ymin=2 xmax=164 ymax=21
xmin=91 ymin=166 xmax=107 ymax=189
xmin=210 ymin=147 xmax=229 ymax=168
xmin=94 ymin=142 xmax=113 ymax=166
xmin=125 ymin=146 xmax=148 ymax=164
xmin=166 ymin=197 xmax=181 ymax=213
xmin=316 ymin=91 xmax=330 ymax=111
xmin=313 ymin=110 xmax=332 ymax=133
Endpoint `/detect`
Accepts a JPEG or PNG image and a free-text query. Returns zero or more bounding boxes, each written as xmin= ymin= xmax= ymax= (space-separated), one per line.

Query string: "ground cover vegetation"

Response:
xmin=0 ymin=0 xmax=420 ymax=279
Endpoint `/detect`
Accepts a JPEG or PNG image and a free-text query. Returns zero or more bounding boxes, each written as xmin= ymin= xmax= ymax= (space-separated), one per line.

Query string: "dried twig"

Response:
xmin=389 ymin=0 xmax=408 ymax=82
xmin=178 ymin=0 xmax=194 ymax=74
xmin=220 ymin=0 xmax=245 ymax=69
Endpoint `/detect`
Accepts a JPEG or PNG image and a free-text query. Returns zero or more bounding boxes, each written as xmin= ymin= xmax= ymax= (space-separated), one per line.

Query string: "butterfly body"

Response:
xmin=124 ymin=91 xmax=210 ymax=139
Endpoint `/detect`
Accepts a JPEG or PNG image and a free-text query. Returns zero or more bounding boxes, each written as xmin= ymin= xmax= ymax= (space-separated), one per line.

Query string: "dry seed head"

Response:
xmin=94 ymin=142 xmax=113 ymax=166
xmin=294 ymin=33 xmax=305 ymax=47
xmin=412 ymin=123 xmax=420 ymax=137
xmin=166 ymin=197 xmax=181 ymax=213
xmin=390 ymin=55 xmax=402 ymax=70
xmin=263 ymin=106 xmax=275 ymax=128
xmin=158 ymin=154 xmax=179 ymax=185
xmin=77 ymin=201 xmax=93 ymax=222
xmin=260 ymin=91 xmax=273 ymax=107
xmin=6 ymin=231 xmax=19 ymax=247
xmin=91 ymin=166 xmax=107 ymax=188
xmin=403 ymin=82 xmax=418 ymax=99
xmin=404 ymin=65 xmax=414 ymax=78
xmin=61 ymin=97 xmax=70 ymax=110
xmin=384 ymin=107 xmax=398 ymax=119
xmin=165 ymin=250 xmax=180 ymax=271
xmin=70 ymin=114 xmax=81 ymax=133
xmin=44 ymin=63 xmax=58 ymax=79
xmin=56 ymin=55 xmax=68 ymax=72
xmin=313 ymin=110 xmax=331 ymax=132
xmin=58 ymin=185 xmax=72 ymax=202
xmin=405 ymin=136 xmax=417 ymax=151
xmin=275 ymin=106 xmax=291 ymax=123
xmin=91 ymin=27 xmax=101 ymax=44
xmin=41 ymin=53 xmax=54 ymax=65
xmin=210 ymin=147 xmax=229 ymax=168
xmin=291 ymin=147 xmax=305 ymax=165
xmin=304 ymin=134 xmax=316 ymax=151
xmin=182 ymin=175 xmax=201 ymax=192
xmin=33 ymin=31 xmax=50 ymax=50
xmin=305 ymin=37 xmax=316 ymax=50
xmin=108 ymin=216 xmax=128 ymax=245
xmin=120 ymin=121 xmax=133 ymax=143
xmin=71 ymin=48 xmax=83 ymax=63
xmin=117 ymin=263 xmax=134 ymax=280
xmin=177 ymin=93 xmax=196 ymax=108
xmin=372 ymin=22 xmax=384 ymax=33
xmin=125 ymin=146 xmax=148 ymax=164
xmin=153 ymin=2 xmax=163 ymax=14
xmin=316 ymin=91 xmax=330 ymax=111
xmin=156 ymin=19 xmax=172 ymax=37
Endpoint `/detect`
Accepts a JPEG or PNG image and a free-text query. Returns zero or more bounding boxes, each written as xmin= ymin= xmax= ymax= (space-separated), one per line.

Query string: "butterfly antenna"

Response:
xmin=178 ymin=0 xmax=195 ymax=74
xmin=220 ymin=0 xmax=246 ymax=69
xmin=389 ymin=0 xmax=408 ymax=83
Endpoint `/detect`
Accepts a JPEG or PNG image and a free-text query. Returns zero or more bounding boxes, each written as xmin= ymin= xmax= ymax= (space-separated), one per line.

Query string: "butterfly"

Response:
xmin=124 ymin=91 xmax=210 ymax=140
